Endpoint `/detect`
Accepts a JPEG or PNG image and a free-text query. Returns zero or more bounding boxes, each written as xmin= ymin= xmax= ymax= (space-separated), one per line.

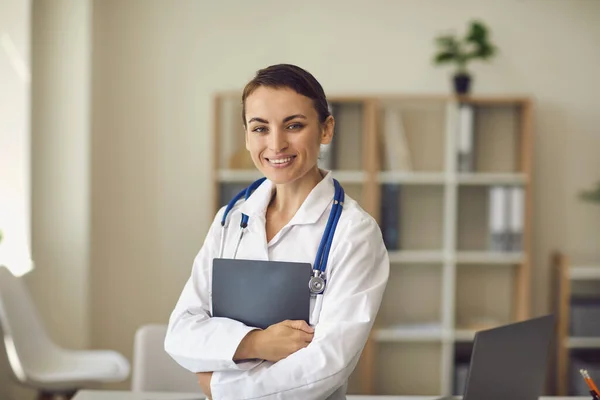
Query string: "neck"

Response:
xmin=269 ymin=167 xmax=324 ymax=216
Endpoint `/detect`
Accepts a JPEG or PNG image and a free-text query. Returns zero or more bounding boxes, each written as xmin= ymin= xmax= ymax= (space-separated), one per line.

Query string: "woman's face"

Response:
xmin=244 ymin=86 xmax=333 ymax=185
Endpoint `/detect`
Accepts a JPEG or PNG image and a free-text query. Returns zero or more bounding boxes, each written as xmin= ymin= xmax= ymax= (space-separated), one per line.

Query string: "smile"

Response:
xmin=266 ymin=156 xmax=296 ymax=168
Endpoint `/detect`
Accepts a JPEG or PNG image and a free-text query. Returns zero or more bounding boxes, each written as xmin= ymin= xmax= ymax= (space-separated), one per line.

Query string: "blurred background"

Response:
xmin=1 ymin=0 xmax=599 ymax=399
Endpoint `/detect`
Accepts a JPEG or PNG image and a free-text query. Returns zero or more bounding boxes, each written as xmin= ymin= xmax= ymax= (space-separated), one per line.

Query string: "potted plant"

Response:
xmin=580 ymin=181 xmax=600 ymax=204
xmin=433 ymin=20 xmax=497 ymax=95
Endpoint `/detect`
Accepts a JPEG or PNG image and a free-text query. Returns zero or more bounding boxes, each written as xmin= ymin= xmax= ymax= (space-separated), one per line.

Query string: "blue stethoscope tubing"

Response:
xmin=218 ymin=176 xmax=345 ymax=295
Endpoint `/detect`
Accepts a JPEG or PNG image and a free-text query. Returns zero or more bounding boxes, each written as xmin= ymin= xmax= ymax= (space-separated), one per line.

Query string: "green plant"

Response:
xmin=580 ymin=181 xmax=600 ymax=204
xmin=433 ymin=20 xmax=497 ymax=76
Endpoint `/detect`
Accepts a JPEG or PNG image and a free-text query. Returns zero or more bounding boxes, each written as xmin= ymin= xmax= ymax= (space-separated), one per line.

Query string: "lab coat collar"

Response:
xmin=237 ymin=170 xmax=335 ymax=226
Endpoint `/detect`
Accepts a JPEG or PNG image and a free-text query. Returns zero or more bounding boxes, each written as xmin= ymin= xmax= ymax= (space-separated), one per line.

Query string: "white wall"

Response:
xmin=0 ymin=1 xmax=31 ymax=398
xmin=29 ymin=0 xmax=92 ymax=350
xmin=0 ymin=1 xmax=32 ymax=275
xmin=5 ymin=0 xmax=92 ymax=398
xmin=11 ymin=0 xmax=599 ymax=394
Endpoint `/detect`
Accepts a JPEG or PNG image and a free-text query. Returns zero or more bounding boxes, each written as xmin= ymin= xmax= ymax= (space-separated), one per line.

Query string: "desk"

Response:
xmin=72 ymin=391 xmax=588 ymax=400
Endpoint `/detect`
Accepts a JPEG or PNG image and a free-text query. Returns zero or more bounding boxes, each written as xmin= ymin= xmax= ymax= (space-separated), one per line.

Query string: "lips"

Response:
xmin=266 ymin=155 xmax=296 ymax=168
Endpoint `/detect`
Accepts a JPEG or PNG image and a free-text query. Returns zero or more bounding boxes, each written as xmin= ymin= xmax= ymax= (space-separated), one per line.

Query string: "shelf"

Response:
xmin=217 ymin=169 xmax=261 ymax=182
xmin=386 ymin=251 xmax=523 ymax=264
xmin=566 ymin=337 xmax=600 ymax=349
xmin=378 ymin=171 xmax=445 ymax=185
xmin=570 ymin=266 xmax=600 ymax=280
xmin=457 ymin=173 xmax=527 ymax=185
xmin=214 ymin=92 xmax=535 ymax=397
xmin=373 ymin=325 xmax=446 ymax=342
xmin=453 ymin=330 xmax=477 ymax=342
xmin=217 ymin=170 xmax=528 ymax=186
xmin=455 ymin=251 xmax=525 ymax=264
xmin=454 ymin=325 xmax=508 ymax=342
xmin=388 ymin=250 xmax=445 ymax=264
xmin=216 ymin=169 xmax=365 ymax=183
xmin=330 ymin=170 xmax=366 ymax=183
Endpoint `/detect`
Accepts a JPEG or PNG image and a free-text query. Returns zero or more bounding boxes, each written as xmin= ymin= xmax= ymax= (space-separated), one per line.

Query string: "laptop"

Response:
xmin=437 ymin=314 xmax=555 ymax=400
xmin=211 ymin=258 xmax=312 ymax=330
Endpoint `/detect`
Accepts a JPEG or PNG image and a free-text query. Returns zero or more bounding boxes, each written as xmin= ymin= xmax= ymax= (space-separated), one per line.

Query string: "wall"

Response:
xmin=4 ymin=0 xmax=92 ymax=398
xmin=0 ymin=0 xmax=31 ymax=398
xmin=29 ymin=0 xmax=92 ymax=351
xmin=12 ymin=0 xmax=599 ymax=394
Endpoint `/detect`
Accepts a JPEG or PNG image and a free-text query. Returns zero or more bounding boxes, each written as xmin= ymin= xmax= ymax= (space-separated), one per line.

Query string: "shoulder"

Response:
xmin=326 ymin=191 xmax=389 ymax=284
xmin=335 ymin=192 xmax=383 ymax=244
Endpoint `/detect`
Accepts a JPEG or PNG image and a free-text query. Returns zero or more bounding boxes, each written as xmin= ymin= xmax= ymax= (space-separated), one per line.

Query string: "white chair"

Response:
xmin=131 ymin=324 xmax=201 ymax=393
xmin=0 ymin=266 xmax=130 ymax=399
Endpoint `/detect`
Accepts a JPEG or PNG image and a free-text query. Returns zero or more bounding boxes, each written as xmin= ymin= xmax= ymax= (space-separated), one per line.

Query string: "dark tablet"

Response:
xmin=211 ymin=258 xmax=312 ymax=330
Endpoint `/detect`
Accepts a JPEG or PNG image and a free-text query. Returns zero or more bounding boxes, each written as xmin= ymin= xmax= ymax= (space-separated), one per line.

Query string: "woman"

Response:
xmin=164 ymin=64 xmax=389 ymax=399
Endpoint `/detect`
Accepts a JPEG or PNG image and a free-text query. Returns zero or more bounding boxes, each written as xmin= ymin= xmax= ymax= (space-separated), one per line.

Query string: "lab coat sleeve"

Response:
xmin=210 ymin=215 xmax=390 ymax=399
xmin=164 ymin=208 xmax=262 ymax=373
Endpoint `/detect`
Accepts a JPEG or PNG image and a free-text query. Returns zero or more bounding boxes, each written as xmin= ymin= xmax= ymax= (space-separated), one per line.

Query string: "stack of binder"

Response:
xmin=488 ymin=185 xmax=524 ymax=252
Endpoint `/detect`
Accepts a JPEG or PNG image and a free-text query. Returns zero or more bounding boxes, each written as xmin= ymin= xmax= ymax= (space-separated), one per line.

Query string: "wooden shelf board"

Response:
xmin=329 ymin=94 xmax=530 ymax=105
xmin=570 ymin=266 xmax=600 ymax=280
xmin=456 ymin=251 xmax=524 ymax=264
xmin=388 ymin=250 xmax=445 ymax=264
xmin=566 ymin=337 xmax=600 ymax=349
xmin=453 ymin=330 xmax=477 ymax=342
xmin=217 ymin=169 xmax=261 ymax=182
xmin=330 ymin=170 xmax=366 ymax=183
xmin=217 ymin=169 xmax=365 ymax=183
xmin=378 ymin=171 xmax=446 ymax=185
xmin=373 ymin=325 xmax=446 ymax=342
xmin=457 ymin=173 xmax=528 ymax=185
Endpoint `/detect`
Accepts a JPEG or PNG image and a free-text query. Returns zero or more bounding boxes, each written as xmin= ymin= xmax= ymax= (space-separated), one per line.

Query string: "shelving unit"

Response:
xmin=212 ymin=92 xmax=533 ymax=396
xmin=552 ymin=251 xmax=600 ymax=395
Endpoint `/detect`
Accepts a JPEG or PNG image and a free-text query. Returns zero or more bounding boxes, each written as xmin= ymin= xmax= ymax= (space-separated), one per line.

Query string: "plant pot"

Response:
xmin=453 ymin=73 xmax=472 ymax=95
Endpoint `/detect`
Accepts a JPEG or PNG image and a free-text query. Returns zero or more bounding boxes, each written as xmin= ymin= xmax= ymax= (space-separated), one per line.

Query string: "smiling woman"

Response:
xmin=164 ymin=64 xmax=389 ymax=400
xmin=242 ymin=65 xmax=334 ymax=186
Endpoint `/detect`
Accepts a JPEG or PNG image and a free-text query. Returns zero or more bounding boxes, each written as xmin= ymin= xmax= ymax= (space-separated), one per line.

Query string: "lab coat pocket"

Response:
xmin=309 ymin=294 xmax=324 ymax=326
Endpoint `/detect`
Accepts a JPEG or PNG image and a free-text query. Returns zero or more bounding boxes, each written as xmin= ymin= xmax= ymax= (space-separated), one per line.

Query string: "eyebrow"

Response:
xmin=247 ymin=114 xmax=307 ymax=124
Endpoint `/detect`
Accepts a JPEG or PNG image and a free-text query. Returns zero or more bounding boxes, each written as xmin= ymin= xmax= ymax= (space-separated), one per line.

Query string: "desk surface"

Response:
xmin=72 ymin=391 xmax=589 ymax=400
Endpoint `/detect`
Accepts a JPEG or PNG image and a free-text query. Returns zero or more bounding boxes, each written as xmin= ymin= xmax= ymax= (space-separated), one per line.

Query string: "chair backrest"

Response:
xmin=0 ymin=266 xmax=55 ymax=382
xmin=131 ymin=324 xmax=201 ymax=393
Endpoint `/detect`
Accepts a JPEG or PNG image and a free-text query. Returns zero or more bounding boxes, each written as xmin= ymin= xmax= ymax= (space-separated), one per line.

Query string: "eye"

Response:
xmin=287 ymin=123 xmax=304 ymax=130
xmin=252 ymin=126 xmax=268 ymax=133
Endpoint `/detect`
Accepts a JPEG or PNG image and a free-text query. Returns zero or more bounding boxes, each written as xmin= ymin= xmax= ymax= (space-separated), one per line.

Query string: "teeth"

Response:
xmin=270 ymin=157 xmax=293 ymax=164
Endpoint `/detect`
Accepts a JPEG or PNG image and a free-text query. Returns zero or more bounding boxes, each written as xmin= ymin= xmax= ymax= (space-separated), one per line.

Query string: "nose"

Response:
xmin=268 ymin=127 xmax=288 ymax=153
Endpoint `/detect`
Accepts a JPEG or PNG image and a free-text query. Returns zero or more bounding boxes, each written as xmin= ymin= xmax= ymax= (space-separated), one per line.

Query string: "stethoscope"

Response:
xmin=219 ymin=177 xmax=345 ymax=295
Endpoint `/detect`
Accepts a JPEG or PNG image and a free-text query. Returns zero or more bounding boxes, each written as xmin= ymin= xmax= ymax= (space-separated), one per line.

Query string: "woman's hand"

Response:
xmin=196 ymin=372 xmax=213 ymax=399
xmin=234 ymin=320 xmax=314 ymax=363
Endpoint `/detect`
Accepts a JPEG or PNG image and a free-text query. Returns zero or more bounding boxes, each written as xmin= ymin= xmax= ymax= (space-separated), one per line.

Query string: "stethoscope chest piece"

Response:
xmin=309 ymin=274 xmax=326 ymax=294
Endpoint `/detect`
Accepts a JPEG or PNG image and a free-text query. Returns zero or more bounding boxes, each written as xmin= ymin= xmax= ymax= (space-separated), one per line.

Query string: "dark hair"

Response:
xmin=241 ymin=64 xmax=330 ymax=127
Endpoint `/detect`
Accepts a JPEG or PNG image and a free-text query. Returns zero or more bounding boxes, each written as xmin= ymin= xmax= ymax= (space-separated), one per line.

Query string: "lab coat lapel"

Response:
xmin=234 ymin=171 xmax=336 ymax=252
xmin=233 ymin=179 xmax=273 ymax=259
xmin=286 ymin=171 xmax=336 ymax=227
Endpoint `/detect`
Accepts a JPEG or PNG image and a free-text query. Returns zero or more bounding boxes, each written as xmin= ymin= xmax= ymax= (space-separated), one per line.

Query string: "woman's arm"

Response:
xmin=164 ymin=209 xmax=262 ymax=373
xmin=209 ymin=216 xmax=390 ymax=399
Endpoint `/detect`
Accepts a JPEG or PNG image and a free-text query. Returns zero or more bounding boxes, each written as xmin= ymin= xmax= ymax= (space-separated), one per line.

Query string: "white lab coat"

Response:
xmin=164 ymin=171 xmax=390 ymax=400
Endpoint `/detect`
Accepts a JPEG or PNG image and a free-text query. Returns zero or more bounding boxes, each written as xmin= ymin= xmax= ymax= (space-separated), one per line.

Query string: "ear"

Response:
xmin=320 ymin=116 xmax=334 ymax=145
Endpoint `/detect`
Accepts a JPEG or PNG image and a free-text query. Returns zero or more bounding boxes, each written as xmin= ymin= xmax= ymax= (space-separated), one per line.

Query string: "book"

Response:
xmin=318 ymin=102 xmax=337 ymax=170
xmin=488 ymin=185 xmax=508 ymax=251
xmin=382 ymin=107 xmax=412 ymax=171
xmin=380 ymin=184 xmax=401 ymax=250
xmin=507 ymin=186 xmax=524 ymax=252
xmin=219 ymin=183 xmax=249 ymax=209
xmin=457 ymin=104 xmax=475 ymax=172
